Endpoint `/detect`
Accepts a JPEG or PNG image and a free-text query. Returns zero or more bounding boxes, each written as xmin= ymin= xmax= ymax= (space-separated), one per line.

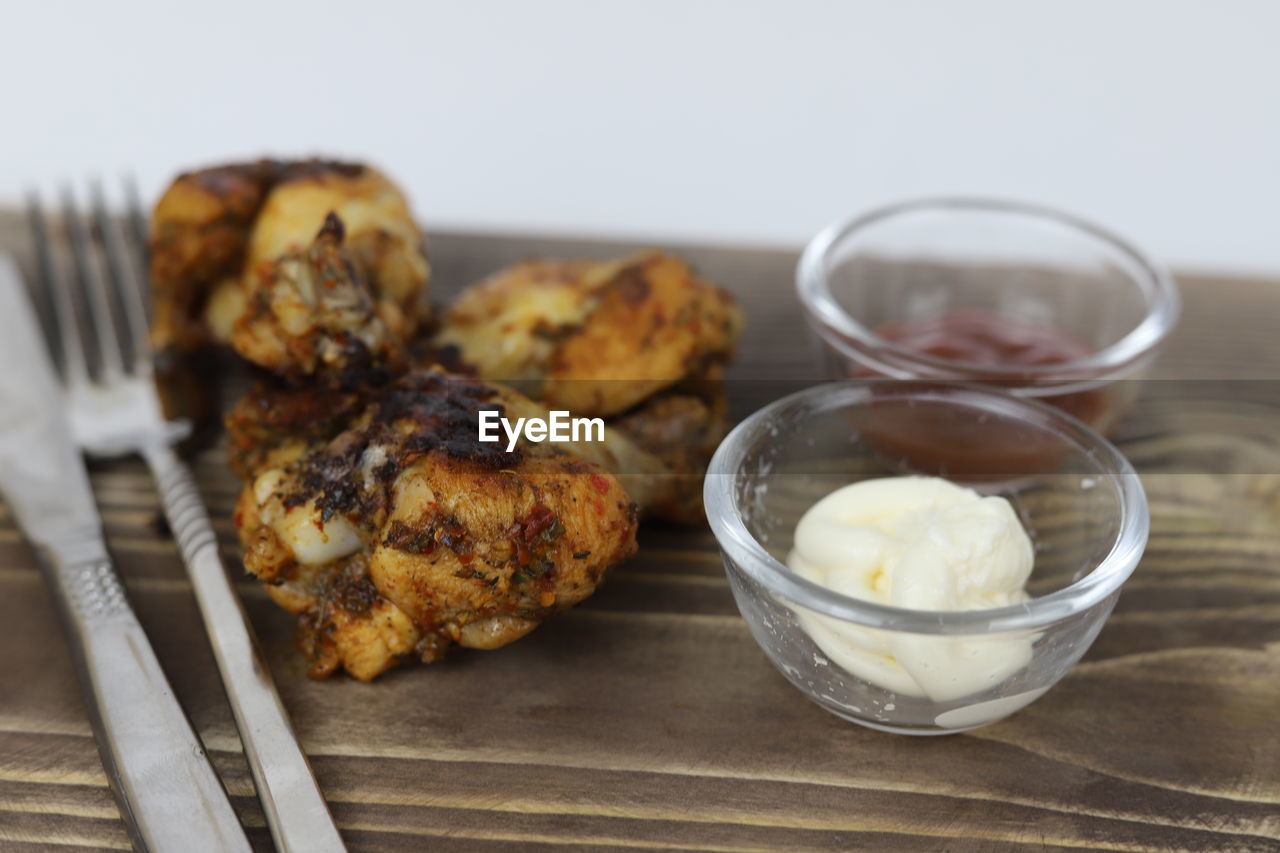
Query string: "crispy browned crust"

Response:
xmin=225 ymin=381 xmax=367 ymax=478
xmin=435 ymin=252 xmax=743 ymax=417
xmin=432 ymin=252 xmax=743 ymax=523
xmin=233 ymin=370 xmax=639 ymax=680
xmin=543 ymin=253 xmax=743 ymax=417
xmin=149 ymin=160 xmax=279 ymax=355
xmin=150 ymin=160 xmax=360 ymax=351
xmin=149 ymin=158 xmax=429 ymax=360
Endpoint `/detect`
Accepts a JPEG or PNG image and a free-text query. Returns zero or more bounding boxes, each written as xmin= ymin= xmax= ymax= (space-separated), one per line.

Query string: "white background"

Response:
xmin=3 ymin=0 xmax=1277 ymax=274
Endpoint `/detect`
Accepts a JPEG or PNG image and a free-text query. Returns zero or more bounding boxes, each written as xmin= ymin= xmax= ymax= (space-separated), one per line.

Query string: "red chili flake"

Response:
xmin=458 ymin=552 xmax=474 ymax=565
xmin=233 ymin=511 xmax=244 ymax=528
xmin=589 ymin=474 xmax=611 ymax=495
xmin=520 ymin=504 xmax=557 ymax=540
xmin=592 ymin=498 xmax=604 ymax=515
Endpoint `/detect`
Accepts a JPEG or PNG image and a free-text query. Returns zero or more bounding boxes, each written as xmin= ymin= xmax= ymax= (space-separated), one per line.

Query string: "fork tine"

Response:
xmin=26 ymin=191 xmax=90 ymax=388
xmin=91 ymin=180 xmax=152 ymax=374
xmin=62 ymin=185 xmax=125 ymax=381
xmin=22 ymin=192 xmax=62 ymax=359
xmin=122 ymin=174 xmax=152 ymax=289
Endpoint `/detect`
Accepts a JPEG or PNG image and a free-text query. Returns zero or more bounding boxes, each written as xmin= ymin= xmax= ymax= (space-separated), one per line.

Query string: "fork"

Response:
xmin=28 ymin=182 xmax=347 ymax=853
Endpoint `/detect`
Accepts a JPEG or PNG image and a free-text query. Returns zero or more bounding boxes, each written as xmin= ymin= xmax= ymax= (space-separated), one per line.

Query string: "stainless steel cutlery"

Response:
xmin=9 ymin=183 xmax=347 ymax=853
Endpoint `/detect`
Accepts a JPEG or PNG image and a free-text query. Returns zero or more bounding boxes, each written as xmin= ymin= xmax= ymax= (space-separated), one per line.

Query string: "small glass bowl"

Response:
xmin=704 ymin=381 xmax=1149 ymax=735
xmin=796 ymin=198 xmax=1180 ymax=433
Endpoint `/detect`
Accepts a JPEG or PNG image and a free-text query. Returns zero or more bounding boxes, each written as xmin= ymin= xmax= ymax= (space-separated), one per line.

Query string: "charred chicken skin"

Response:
xmin=233 ymin=370 xmax=638 ymax=681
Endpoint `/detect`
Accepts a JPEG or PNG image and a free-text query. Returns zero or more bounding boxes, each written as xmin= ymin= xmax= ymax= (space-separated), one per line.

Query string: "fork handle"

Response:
xmin=39 ymin=539 xmax=253 ymax=853
xmin=143 ymin=443 xmax=347 ymax=853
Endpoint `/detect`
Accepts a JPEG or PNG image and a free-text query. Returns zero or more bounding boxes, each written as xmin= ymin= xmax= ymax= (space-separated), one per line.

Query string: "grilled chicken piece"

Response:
xmin=231 ymin=213 xmax=407 ymax=384
xmin=227 ymin=370 xmax=698 ymax=524
xmin=233 ymin=371 xmax=638 ymax=680
xmin=243 ymin=163 xmax=430 ymax=343
xmin=434 ymin=252 xmax=743 ymax=417
xmin=434 ymin=252 xmax=743 ymax=521
xmin=149 ymin=158 xmax=430 ymax=357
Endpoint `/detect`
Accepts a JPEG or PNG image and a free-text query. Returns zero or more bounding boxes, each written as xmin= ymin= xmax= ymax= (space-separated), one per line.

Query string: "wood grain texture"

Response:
xmin=0 ymin=210 xmax=1277 ymax=852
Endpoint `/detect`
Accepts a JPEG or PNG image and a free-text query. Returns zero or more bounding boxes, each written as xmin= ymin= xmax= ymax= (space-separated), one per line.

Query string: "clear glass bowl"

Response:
xmin=704 ymin=381 xmax=1149 ymax=735
xmin=796 ymin=198 xmax=1180 ymax=433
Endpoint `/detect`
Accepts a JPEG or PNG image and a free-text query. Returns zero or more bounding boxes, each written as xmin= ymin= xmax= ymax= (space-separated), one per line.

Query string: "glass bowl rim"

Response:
xmin=703 ymin=379 xmax=1150 ymax=634
xmin=795 ymin=196 xmax=1182 ymax=381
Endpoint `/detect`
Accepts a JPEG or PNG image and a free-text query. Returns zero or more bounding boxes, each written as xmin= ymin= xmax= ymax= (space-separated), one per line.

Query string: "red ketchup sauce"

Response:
xmin=855 ymin=311 xmax=1110 ymax=477
xmin=875 ymin=311 xmax=1092 ymax=369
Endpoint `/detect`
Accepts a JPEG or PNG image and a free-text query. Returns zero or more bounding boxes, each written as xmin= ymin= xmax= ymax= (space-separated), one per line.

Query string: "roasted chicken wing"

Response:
xmin=435 ymin=252 xmax=742 ymax=416
xmin=434 ymin=252 xmax=743 ymax=521
xmin=149 ymin=158 xmax=430 ymax=357
xmin=233 ymin=370 xmax=638 ymax=680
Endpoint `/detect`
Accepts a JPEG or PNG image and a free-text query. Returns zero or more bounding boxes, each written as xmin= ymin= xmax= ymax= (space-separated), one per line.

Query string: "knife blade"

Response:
xmin=0 ymin=256 xmax=100 ymax=546
xmin=0 ymin=253 xmax=251 ymax=853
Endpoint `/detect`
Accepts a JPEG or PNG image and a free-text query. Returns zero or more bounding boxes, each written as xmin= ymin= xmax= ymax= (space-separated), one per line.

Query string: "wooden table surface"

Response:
xmin=0 ymin=212 xmax=1278 ymax=852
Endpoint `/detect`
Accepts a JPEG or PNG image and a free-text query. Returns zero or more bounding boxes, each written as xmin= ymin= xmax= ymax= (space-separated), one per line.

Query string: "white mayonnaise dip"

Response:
xmin=788 ymin=477 xmax=1035 ymax=702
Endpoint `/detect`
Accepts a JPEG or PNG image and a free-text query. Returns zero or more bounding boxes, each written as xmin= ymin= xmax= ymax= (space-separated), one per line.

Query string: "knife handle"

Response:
xmin=40 ymin=539 xmax=253 ymax=853
xmin=143 ymin=443 xmax=347 ymax=853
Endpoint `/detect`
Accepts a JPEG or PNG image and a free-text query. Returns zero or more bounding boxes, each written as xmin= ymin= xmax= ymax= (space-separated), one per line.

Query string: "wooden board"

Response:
xmin=0 ymin=211 xmax=1278 ymax=852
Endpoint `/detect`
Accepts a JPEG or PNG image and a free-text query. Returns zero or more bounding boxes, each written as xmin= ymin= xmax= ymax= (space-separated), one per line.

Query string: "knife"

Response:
xmin=0 ymin=254 xmax=252 ymax=853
